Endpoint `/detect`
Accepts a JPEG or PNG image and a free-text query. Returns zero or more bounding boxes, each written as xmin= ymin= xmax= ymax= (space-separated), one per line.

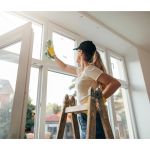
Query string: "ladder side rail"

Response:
xmin=56 ymin=94 xmax=69 ymax=139
xmin=96 ymin=88 xmax=114 ymax=139
xmin=69 ymin=96 xmax=80 ymax=139
xmin=86 ymin=87 xmax=97 ymax=139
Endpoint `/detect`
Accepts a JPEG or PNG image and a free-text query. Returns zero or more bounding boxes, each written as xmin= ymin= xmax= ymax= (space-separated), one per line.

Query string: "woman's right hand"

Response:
xmin=47 ymin=44 xmax=56 ymax=58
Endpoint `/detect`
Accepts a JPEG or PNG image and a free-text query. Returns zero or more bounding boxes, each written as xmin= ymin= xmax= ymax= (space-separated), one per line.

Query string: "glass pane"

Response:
xmin=98 ymin=50 xmax=107 ymax=72
xmin=110 ymin=56 xmax=125 ymax=80
xmin=45 ymin=71 xmax=77 ymax=139
xmin=0 ymin=11 xmax=42 ymax=59
xmin=24 ymin=67 xmax=39 ymax=139
xmin=0 ymin=41 xmax=21 ymax=139
xmin=52 ymin=32 xmax=75 ymax=66
xmin=113 ymin=87 xmax=134 ymax=139
xmin=2 ymin=41 xmax=21 ymax=54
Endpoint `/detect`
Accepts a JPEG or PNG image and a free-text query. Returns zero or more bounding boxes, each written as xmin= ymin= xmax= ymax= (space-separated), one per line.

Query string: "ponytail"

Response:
xmin=89 ymin=50 xmax=107 ymax=91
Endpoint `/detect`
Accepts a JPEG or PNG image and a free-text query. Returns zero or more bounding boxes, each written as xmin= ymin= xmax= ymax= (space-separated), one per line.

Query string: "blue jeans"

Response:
xmin=78 ymin=112 xmax=106 ymax=139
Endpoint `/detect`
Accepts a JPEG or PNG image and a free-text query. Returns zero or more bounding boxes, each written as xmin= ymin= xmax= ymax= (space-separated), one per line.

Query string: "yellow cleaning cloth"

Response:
xmin=47 ymin=44 xmax=55 ymax=57
xmin=84 ymin=97 xmax=107 ymax=115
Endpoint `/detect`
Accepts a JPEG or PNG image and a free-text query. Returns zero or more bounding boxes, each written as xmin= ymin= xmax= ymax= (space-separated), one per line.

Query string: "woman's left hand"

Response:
xmin=97 ymin=73 xmax=121 ymax=99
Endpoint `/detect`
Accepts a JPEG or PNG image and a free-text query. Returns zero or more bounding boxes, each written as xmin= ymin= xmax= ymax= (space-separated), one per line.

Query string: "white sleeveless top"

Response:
xmin=75 ymin=64 xmax=103 ymax=105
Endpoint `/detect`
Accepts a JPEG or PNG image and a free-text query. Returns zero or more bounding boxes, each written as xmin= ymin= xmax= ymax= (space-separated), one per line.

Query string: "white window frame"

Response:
xmin=105 ymin=49 xmax=138 ymax=139
xmin=47 ymin=22 xmax=80 ymax=68
xmin=1 ymin=11 xmax=49 ymax=139
xmin=0 ymin=22 xmax=34 ymax=139
xmin=39 ymin=21 xmax=81 ymax=139
xmin=107 ymin=49 xmax=129 ymax=85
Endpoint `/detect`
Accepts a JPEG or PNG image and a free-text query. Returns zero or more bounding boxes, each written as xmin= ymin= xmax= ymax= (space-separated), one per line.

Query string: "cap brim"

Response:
xmin=73 ymin=48 xmax=78 ymax=50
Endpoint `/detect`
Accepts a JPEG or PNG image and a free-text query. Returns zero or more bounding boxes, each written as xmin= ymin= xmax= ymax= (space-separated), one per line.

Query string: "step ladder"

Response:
xmin=56 ymin=87 xmax=114 ymax=139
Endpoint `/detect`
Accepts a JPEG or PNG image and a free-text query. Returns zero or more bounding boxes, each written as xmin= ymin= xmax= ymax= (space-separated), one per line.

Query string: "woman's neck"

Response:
xmin=81 ymin=61 xmax=90 ymax=72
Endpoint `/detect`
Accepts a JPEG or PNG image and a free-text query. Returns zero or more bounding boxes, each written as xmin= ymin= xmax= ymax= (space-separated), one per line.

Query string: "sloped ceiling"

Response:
xmin=31 ymin=11 xmax=150 ymax=55
xmin=85 ymin=11 xmax=150 ymax=52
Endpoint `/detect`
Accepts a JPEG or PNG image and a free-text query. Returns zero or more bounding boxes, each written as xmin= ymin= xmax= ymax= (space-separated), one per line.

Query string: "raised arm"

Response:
xmin=97 ymin=73 xmax=121 ymax=99
xmin=53 ymin=55 xmax=77 ymax=75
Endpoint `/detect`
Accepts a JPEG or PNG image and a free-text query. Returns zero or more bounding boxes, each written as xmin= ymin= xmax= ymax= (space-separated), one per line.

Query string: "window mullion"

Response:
xmin=33 ymin=66 xmax=42 ymax=139
xmin=39 ymin=65 xmax=48 ymax=139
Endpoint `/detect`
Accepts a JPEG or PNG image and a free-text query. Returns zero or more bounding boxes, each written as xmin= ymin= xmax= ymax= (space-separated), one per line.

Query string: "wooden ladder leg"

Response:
xmin=69 ymin=96 xmax=80 ymax=139
xmin=86 ymin=87 xmax=96 ymax=139
xmin=56 ymin=94 xmax=69 ymax=139
xmin=95 ymin=88 xmax=114 ymax=139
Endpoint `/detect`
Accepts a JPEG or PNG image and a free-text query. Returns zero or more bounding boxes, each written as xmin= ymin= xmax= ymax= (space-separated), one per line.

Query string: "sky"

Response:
xmin=0 ymin=11 xmax=123 ymax=109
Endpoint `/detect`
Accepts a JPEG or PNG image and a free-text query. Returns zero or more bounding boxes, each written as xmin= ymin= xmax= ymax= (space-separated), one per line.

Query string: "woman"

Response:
xmin=52 ymin=40 xmax=121 ymax=139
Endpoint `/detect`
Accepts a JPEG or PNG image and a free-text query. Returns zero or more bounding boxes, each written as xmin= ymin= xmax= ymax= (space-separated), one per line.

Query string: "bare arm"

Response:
xmin=97 ymin=73 xmax=121 ymax=99
xmin=53 ymin=55 xmax=77 ymax=75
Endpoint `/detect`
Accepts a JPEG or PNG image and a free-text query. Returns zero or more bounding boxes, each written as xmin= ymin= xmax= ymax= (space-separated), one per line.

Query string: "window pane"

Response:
xmin=2 ymin=41 xmax=21 ymax=54
xmin=0 ymin=41 xmax=21 ymax=139
xmin=98 ymin=50 xmax=107 ymax=71
xmin=45 ymin=71 xmax=77 ymax=139
xmin=113 ymin=87 xmax=134 ymax=139
xmin=52 ymin=32 xmax=75 ymax=66
xmin=24 ymin=67 xmax=39 ymax=139
xmin=0 ymin=11 xmax=42 ymax=59
xmin=110 ymin=56 xmax=125 ymax=80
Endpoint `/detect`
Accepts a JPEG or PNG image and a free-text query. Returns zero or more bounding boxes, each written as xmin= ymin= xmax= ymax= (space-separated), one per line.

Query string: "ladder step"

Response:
xmin=65 ymin=104 xmax=89 ymax=113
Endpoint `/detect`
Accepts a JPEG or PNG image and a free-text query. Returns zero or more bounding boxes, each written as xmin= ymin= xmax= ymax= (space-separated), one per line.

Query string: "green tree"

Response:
xmin=46 ymin=103 xmax=61 ymax=114
xmin=25 ymin=96 xmax=35 ymax=131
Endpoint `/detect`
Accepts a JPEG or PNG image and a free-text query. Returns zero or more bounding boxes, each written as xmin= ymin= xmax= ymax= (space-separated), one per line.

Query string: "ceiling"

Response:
xmin=85 ymin=11 xmax=150 ymax=52
xmin=31 ymin=11 xmax=150 ymax=55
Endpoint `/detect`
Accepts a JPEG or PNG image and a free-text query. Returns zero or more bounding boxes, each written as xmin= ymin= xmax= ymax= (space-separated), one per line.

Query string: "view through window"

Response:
xmin=52 ymin=32 xmax=76 ymax=66
xmin=113 ymin=87 xmax=134 ymax=139
xmin=24 ymin=67 xmax=39 ymax=139
xmin=46 ymin=71 xmax=77 ymax=139
xmin=110 ymin=56 xmax=125 ymax=81
xmin=0 ymin=41 xmax=21 ymax=139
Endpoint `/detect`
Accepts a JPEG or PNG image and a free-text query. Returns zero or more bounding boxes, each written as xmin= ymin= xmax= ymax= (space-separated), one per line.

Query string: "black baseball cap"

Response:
xmin=73 ymin=40 xmax=96 ymax=55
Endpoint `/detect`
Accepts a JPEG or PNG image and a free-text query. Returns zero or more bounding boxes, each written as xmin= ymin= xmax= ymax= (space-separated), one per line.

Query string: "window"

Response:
xmin=52 ymin=32 xmax=76 ymax=66
xmin=0 ymin=41 xmax=21 ymax=139
xmin=107 ymin=50 xmax=127 ymax=82
xmin=24 ymin=67 xmax=39 ymax=139
xmin=106 ymin=49 xmax=136 ymax=139
xmin=0 ymin=11 xmax=42 ymax=59
xmin=113 ymin=87 xmax=134 ymax=139
xmin=110 ymin=56 xmax=125 ymax=81
xmin=45 ymin=71 xmax=76 ymax=139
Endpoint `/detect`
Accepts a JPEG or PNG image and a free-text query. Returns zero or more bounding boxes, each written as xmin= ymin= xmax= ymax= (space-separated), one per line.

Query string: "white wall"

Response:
xmin=125 ymin=48 xmax=150 ymax=139
xmin=137 ymin=48 xmax=150 ymax=102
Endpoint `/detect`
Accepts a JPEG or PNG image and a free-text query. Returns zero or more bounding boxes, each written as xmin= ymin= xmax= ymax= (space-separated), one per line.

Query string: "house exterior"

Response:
xmin=45 ymin=111 xmax=74 ymax=139
xmin=115 ymin=99 xmax=129 ymax=139
xmin=0 ymin=79 xmax=14 ymax=109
